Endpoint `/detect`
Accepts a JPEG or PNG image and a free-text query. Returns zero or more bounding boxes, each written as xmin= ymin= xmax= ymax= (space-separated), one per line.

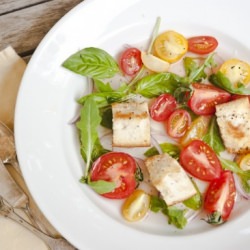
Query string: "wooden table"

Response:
xmin=0 ymin=0 xmax=83 ymax=62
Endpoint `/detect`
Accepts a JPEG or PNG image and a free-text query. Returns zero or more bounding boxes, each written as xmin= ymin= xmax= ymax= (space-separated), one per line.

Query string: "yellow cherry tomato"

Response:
xmin=219 ymin=59 xmax=250 ymax=86
xmin=122 ymin=189 xmax=150 ymax=222
xmin=153 ymin=30 xmax=188 ymax=63
xmin=238 ymin=153 xmax=250 ymax=171
xmin=180 ymin=115 xmax=211 ymax=146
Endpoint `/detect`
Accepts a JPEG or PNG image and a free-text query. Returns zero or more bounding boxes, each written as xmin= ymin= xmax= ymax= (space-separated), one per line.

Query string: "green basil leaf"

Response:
xmin=62 ymin=47 xmax=120 ymax=79
xmin=134 ymin=73 xmax=186 ymax=98
xmin=87 ymin=180 xmax=116 ymax=194
xmin=209 ymin=71 xmax=250 ymax=95
xmin=203 ymin=116 xmax=225 ymax=154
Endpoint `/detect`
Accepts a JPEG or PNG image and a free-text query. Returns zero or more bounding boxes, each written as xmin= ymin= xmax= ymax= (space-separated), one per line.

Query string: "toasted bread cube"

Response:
xmin=145 ymin=153 xmax=197 ymax=206
xmin=112 ymin=101 xmax=150 ymax=147
xmin=215 ymin=97 xmax=250 ymax=154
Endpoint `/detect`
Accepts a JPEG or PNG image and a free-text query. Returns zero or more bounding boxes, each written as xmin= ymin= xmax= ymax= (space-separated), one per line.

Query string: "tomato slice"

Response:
xmin=90 ymin=152 xmax=137 ymax=199
xmin=188 ymin=83 xmax=231 ymax=115
xmin=122 ymin=189 xmax=151 ymax=222
xmin=119 ymin=48 xmax=142 ymax=76
xmin=180 ymin=115 xmax=211 ymax=146
xmin=150 ymin=94 xmax=177 ymax=121
xmin=204 ymin=171 xmax=236 ymax=224
xmin=153 ymin=30 xmax=188 ymax=63
xmin=166 ymin=109 xmax=191 ymax=138
xmin=188 ymin=36 xmax=218 ymax=55
xmin=219 ymin=59 xmax=250 ymax=87
xmin=180 ymin=140 xmax=222 ymax=181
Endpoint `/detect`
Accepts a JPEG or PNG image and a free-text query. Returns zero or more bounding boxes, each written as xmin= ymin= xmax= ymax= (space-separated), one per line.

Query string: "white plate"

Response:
xmin=15 ymin=0 xmax=250 ymax=249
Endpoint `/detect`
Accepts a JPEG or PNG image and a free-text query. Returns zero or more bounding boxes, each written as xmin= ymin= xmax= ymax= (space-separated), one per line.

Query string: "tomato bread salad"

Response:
xmin=62 ymin=17 xmax=250 ymax=229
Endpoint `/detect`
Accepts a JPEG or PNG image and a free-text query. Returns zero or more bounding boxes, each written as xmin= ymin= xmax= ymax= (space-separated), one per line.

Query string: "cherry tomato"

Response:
xmin=153 ymin=30 xmax=188 ymax=63
xmin=166 ymin=109 xmax=191 ymax=138
xmin=90 ymin=152 xmax=137 ymax=199
xmin=122 ymin=189 xmax=151 ymax=222
xmin=150 ymin=94 xmax=177 ymax=121
xmin=188 ymin=83 xmax=231 ymax=115
xmin=204 ymin=171 xmax=236 ymax=224
xmin=180 ymin=140 xmax=223 ymax=181
xmin=188 ymin=36 xmax=218 ymax=55
xmin=180 ymin=115 xmax=211 ymax=146
xmin=119 ymin=48 xmax=142 ymax=76
xmin=219 ymin=59 xmax=250 ymax=86
xmin=231 ymin=94 xmax=250 ymax=102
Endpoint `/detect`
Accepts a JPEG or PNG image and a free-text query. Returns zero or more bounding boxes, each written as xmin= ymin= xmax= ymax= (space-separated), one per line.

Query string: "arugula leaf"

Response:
xmin=184 ymin=57 xmax=207 ymax=82
xmin=134 ymin=72 xmax=186 ymax=98
xmin=62 ymin=47 xmax=120 ymax=79
xmin=203 ymin=116 xmax=225 ymax=154
xmin=150 ymin=196 xmax=187 ymax=229
xmin=186 ymin=53 xmax=216 ymax=83
xmin=77 ymin=97 xmax=102 ymax=177
xmin=219 ymin=157 xmax=250 ymax=193
xmin=144 ymin=142 xmax=180 ymax=159
xmin=209 ymin=71 xmax=250 ymax=95
xmin=183 ymin=181 xmax=202 ymax=210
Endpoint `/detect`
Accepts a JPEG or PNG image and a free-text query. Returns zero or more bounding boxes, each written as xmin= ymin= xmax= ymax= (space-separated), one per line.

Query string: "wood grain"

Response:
xmin=0 ymin=0 xmax=83 ymax=57
xmin=0 ymin=0 xmax=51 ymax=15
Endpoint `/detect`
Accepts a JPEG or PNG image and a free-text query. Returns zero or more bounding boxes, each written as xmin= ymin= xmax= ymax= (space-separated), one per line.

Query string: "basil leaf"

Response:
xmin=203 ymin=116 xmax=225 ymax=154
xmin=150 ymin=196 xmax=187 ymax=229
xmin=87 ymin=180 xmax=116 ymax=194
xmin=209 ymin=71 xmax=250 ymax=95
xmin=77 ymin=97 xmax=102 ymax=177
xmin=134 ymin=73 xmax=186 ymax=98
xmin=144 ymin=142 xmax=180 ymax=159
xmin=62 ymin=47 xmax=120 ymax=79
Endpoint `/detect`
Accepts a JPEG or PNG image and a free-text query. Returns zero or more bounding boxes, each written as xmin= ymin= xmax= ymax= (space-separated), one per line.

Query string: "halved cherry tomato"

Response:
xmin=119 ymin=48 xmax=142 ymax=76
xmin=188 ymin=83 xmax=231 ymax=115
xmin=90 ymin=152 xmax=137 ymax=199
xmin=231 ymin=94 xmax=250 ymax=102
xmin=188 ymin=36 xmax=218 ymax=55
xmin=122 ymin=189 xmax=151 ymax=222
xmin=153 ymin=30 xmax=188 ymax=63
xmin=166 ymin=109 xmax=191 ymax=138
xmin=180 ymin=140 xmax=223 ymax=181
xmin=180 ymin=115 xmax=211 ymax=146
xmin=150 ymin=94 xmax=177 ymax=121
xmin=219 ymin=59 xmax=250 ymax=86
xmin=204 ymin=171 xmax=236 ymax=224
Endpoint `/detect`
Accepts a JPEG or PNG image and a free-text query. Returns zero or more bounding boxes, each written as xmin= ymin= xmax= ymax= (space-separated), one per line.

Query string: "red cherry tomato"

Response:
xmin=90 ymin=152 xmax=137 ymax=199
xmin=204 ymin=171 xmax=236 ymax=224
xmin=188 ymin=36 xmax=218 ymax=55
xmin=166 ymin=109 xmax=191 ymax=138
xmin=180 ymin=140 xmax=223 ymax=181
xmin=150 ymin=94 xmax=177 ymax=121
xmin=119 ymin=48 xmax=142 ymax=76
xmin=188 ymin=83 xmax=231 ymax=115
